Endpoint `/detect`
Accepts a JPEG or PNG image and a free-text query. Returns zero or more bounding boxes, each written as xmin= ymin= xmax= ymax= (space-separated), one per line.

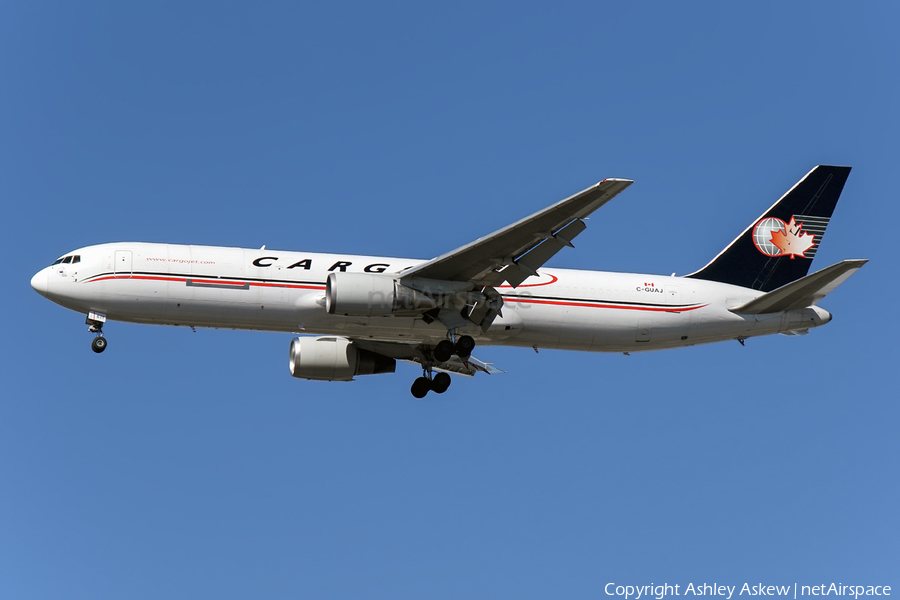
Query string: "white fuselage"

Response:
xmin=31 ymin=242 xmax=832 ymax=352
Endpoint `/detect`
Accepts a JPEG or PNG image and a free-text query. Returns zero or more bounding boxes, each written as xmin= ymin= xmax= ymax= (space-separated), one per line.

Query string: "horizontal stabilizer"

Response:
xmin=730 ymin=259 xmax=867 ymax=315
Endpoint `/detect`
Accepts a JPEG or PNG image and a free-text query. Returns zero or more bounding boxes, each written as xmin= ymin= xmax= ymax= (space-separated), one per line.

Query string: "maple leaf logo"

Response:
xmin=769 ymin=216 xmax=815 ymax=259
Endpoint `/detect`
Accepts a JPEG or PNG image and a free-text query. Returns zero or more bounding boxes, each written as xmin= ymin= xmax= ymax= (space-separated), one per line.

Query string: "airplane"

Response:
xmin=31 ymin=165 xmax=866 ymax=398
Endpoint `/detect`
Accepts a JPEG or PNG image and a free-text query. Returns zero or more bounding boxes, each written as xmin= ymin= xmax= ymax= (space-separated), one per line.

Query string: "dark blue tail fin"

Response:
xmin=686 ymin=165 xmax=851 ymax=292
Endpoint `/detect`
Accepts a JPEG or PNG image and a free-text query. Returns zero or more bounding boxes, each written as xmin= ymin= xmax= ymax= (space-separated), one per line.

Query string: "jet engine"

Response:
xmin=325 ymin=272 xmax=437 ymax=316
xmin=288 ymin=336 xmax=396 ymax=381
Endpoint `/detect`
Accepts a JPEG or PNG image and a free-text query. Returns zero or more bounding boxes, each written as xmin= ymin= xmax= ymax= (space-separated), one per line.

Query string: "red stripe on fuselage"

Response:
xmin=496 ymin=273 xmax=559 ymax=288
xmin=85 ymin=274 xmax=704 ymax=312
xmin=503 ymin=297 xmax=707 ymax=313
xmin=86 ymin=275 xmax=325 ymax=290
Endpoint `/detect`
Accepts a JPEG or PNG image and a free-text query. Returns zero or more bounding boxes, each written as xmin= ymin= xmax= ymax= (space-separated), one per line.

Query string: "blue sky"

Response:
xmin=2 ymin=2 xmax=897 ymax=598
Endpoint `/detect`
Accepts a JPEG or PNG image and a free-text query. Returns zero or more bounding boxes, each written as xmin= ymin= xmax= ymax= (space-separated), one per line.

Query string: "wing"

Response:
xmin=399 ymin=178 xmax=633 ymax=288
xmin=352 ymin=339 xmax=503 ymax=377
xmin=431 ymin=354 xmax=504 ymax=377
xmin=401 ymin=354 xmax=503 ymax=377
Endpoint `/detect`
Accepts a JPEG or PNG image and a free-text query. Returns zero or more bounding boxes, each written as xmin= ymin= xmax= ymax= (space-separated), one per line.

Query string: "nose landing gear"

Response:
xmin=86 ymin=311 xmax=107 ymax=354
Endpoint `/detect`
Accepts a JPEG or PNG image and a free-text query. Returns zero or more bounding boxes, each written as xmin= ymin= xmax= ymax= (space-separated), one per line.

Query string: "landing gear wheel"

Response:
xmin=455 ymin=335 xmax=475 ymax=359
xmin=431 ymin=372 xmax=451 ymax=394
xmin=433 ymin=340 xmax=455 ymax=363
xmin=411 ymin=377 xmax=431 ymax=399
xmin=91 ymin=337 xmax=107 ymax=354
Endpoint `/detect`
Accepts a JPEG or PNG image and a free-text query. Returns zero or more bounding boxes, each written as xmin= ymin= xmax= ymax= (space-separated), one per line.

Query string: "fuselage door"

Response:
xmin=636 ymin=319 xmax=652 ymax=342
xmin=114 ymin=250 xmax=133 ymax=278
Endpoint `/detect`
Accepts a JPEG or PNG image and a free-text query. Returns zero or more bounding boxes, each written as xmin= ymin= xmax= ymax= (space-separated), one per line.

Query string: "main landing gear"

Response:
xmin=409 ymin=334 xmax=476 ymax=398
xmin=432 ymin=335 xmax=475 ymax=362
xmin=411 ymin=371 xmax=451 ymax=398
xmin=455 ymin=335 xmax=475 ymax=359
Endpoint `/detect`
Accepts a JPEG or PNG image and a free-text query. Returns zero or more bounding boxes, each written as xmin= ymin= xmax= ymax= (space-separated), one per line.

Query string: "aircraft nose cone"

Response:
xmin=30 ymin=269 xmax=48 ymax=297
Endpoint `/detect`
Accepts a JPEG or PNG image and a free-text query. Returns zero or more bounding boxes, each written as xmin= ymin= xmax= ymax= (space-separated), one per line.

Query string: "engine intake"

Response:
xmin=288 ymin=336 xmax=395 ymax=381
xmin=325 ymin=272 xmax=436 ymax=316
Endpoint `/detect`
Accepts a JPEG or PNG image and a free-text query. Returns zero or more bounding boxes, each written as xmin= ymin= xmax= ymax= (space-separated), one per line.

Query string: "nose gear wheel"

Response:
xmin=91 ymin=335 xmax=107 ymax=353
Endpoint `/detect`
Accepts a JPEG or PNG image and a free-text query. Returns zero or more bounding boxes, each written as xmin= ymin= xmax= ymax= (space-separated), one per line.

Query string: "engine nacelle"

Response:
xmin=325 ymin=272 xmax=436 ymax=316
xmin=288 ymin=336 xmax=396 ymax=381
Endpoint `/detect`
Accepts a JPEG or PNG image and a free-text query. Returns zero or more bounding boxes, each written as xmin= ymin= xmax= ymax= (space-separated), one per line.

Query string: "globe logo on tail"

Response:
xmin=753 ymin=216 xmax=816 ymax=259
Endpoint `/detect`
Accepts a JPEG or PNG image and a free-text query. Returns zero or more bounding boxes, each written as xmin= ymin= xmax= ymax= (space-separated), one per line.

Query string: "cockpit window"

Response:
xmin=51 ymin=255 xmax=80 ymax=265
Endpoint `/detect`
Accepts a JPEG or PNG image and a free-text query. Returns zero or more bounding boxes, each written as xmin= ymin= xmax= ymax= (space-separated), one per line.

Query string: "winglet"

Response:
xmin=729 ymin=259 xmax=867 ymax=315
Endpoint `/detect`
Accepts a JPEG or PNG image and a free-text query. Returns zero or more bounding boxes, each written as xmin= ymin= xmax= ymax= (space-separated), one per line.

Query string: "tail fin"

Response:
xmin=686 ymin=165 xmax=851 ymax=292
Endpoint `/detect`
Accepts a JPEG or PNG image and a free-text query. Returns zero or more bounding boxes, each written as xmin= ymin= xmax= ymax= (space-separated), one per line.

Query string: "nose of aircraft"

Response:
xmin=31 ymin=269 xmax=49 ymax=297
